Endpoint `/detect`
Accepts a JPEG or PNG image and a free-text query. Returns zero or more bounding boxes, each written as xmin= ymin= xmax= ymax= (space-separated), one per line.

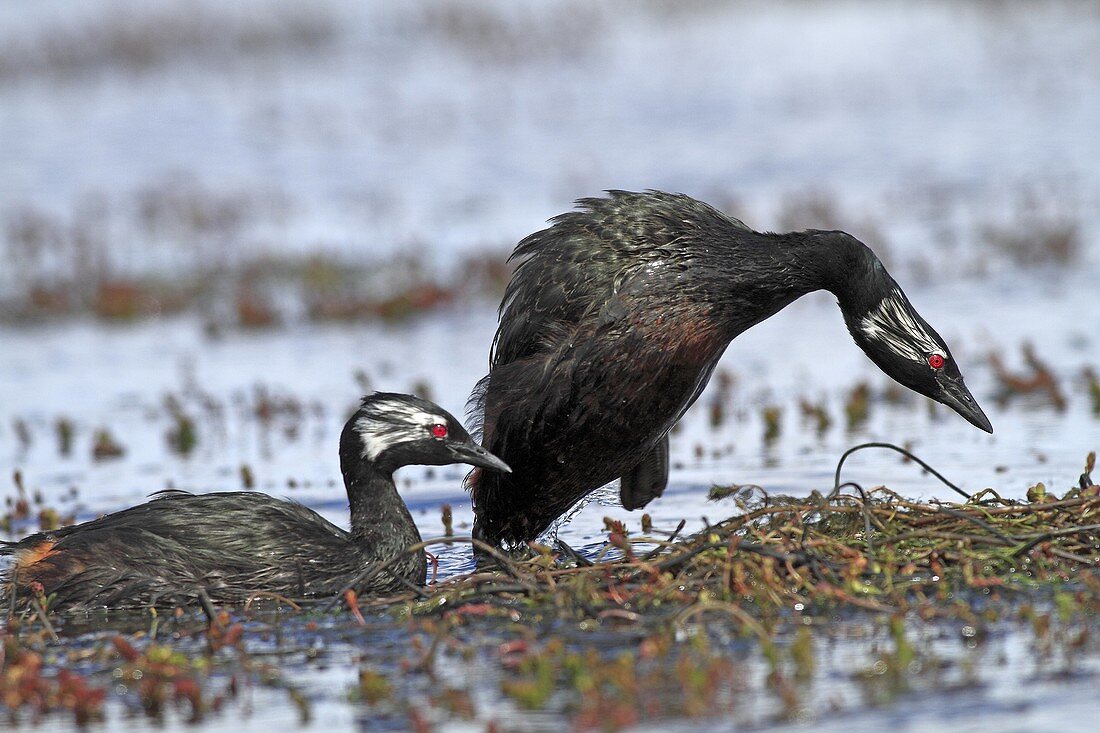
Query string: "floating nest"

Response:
xmin=349 ymin=456 xmax=1100 ymax=625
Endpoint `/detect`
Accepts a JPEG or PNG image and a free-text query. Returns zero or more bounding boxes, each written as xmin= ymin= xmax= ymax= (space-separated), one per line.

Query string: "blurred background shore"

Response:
xmin=2 ymin=0 xmax=1096 ymax=327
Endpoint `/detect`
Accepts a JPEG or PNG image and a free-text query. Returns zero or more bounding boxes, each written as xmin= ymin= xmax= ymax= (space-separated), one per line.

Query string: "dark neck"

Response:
xmin=807 ymin=231 xmax=897 ymax=319
xmin=700 ymin=229 xmax=894 ymax=335
xmin=342 ymin=460 xmax=423 ymax=557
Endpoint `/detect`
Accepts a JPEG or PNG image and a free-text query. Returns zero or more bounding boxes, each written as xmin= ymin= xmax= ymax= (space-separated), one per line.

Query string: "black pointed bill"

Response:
xmin=448 ymin=441 xmax=512 ymax=473
xmin=935 ymin=375 xmax=993 ymax=433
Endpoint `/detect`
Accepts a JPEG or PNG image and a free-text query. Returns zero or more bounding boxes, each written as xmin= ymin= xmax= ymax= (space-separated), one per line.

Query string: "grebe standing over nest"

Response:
xmin=468 ymin=190 xmax=992 ymax=546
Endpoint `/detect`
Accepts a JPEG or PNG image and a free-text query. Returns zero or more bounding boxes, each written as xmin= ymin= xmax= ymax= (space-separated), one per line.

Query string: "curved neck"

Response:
xmin=810 ymin=232 xmax=898 ymax=320
xmin=701 ymin=229 xmax=893 ymax=337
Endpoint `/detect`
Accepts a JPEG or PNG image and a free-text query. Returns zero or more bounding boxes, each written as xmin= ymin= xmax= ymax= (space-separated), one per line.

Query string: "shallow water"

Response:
xmin=2 ymin=269 xmax=1096 ymax=568
xmin=2 ymin=0 xmax=1099 ymax=730
xmin=2 ymin=269 xmax=1097 ymax=731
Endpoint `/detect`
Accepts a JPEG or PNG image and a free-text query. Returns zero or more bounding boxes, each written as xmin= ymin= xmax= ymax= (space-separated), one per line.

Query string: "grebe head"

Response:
xmin=849 ymin=289 xmax=992 ymax=433
xmin=342 ymin=392 xmax=512 ymax=475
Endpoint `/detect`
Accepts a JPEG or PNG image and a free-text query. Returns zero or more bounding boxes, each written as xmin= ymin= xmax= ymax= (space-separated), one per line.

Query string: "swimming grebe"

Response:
xmin=468 ymin=190 xmax=992 ymax=546
xmin=2 ymin=393 xmax=509 ymax=611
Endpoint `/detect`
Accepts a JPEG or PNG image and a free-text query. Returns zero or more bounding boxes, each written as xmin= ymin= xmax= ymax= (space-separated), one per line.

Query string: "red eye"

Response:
xmin=928 ymin=353 xmax=945 ymax=369
xmin=430 ymin=423 xmax=448 ymax=439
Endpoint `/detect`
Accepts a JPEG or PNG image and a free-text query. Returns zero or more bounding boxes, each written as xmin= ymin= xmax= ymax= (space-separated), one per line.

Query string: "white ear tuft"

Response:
xmin=860 ymin=295 xmax=940 ymax=361
xmin=355 ymin=397 xmax=448 ymax=460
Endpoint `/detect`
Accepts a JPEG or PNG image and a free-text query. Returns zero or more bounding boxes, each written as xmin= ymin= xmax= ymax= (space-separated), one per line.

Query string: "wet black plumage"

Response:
xmin=468 ymin=190 xmax=991 ymax=546
xmin=1 ymin=393 xmax=509 ymax=611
